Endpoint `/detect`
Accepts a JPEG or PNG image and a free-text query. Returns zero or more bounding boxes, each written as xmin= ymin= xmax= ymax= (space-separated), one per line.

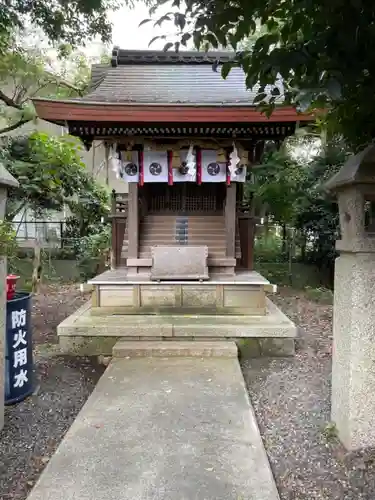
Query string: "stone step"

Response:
xmin=141 ymin=218 xmax=225 ymax=224
xmin=112 ymin=340 xmax=238 ymax=358
xmin=143 ymin=215 xmax=224 ymax=221
xmin=139 ymin=243 xmax=226 ymax=250
xmin=140 ymin=229 xmax=226 ymax=235
xmin=58 ymin=298 xmax=297 ymax=340
xmin=138 ymin=251 xmax=226 ymax=258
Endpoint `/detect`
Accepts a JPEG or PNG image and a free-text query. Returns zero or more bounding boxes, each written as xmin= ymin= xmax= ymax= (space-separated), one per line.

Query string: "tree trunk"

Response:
xmin=281 ymin=224 xmax=287 ymax=258
xmin=300 ymin=232 xmax=307 ymax=262
xmin=31 ymin=240 xmax=42 ymax=293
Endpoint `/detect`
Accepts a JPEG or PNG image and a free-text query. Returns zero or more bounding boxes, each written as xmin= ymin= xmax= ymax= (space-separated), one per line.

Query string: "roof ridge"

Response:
xmin=110 ymin=46 xmax=235 ymax=67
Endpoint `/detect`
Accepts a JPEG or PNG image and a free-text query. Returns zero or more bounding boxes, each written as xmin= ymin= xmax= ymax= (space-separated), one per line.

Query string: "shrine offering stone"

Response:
xmin=151 ymin=246 xmax=209 ymax=281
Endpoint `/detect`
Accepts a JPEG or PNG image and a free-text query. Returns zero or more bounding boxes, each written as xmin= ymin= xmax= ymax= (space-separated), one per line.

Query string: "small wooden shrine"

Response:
xmin=33 ymin=49 xmax=309 ymax=346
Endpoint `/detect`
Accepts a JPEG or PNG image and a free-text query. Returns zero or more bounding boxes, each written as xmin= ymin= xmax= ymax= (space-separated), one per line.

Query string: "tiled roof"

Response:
xmin=82 ymin=50 xmax=283 ymax=106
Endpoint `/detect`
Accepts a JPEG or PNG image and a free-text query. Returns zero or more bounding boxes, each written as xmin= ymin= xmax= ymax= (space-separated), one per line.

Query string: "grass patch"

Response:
xmin=255 ymin=262 xmax=322 ymax=289
xmin=304 ymin=286 xmax=333 ymax=304
xmin=8 ymin=257 xmax=80 ymax=288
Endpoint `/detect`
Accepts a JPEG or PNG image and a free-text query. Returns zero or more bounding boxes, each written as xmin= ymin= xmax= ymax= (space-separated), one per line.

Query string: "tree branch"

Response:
xmin=44 ymin=71 xmax=84 ymax=96
xmin=0 ymin=90 xmax=23 ymax=109
xmin=0 ymin=118 xmax=31 ymax=135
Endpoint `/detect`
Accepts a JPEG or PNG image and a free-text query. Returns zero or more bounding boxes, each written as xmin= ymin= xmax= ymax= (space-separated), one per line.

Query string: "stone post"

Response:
xmin=0 ymin=163 xmax=19 ymax=431
xmin=326 ymin=145 xmax=375 ymax=449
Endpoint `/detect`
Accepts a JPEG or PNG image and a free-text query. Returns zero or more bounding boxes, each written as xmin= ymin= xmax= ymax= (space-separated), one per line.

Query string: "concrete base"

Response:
xmin=26 ymin=357 xmax=280 ymax=500
xmin=90 ymin=269 xmax=274 ymax=316
xmin=57 ymin=298 xmax=297 ymax=357
xmin=332 ymin=252 xmax=375 ymax=450
xmin=112 ymin=340 xmax=238 ymax=358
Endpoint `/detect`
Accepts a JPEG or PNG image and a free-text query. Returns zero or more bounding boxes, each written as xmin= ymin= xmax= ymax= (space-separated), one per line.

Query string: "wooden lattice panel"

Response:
xmin=146 ymin=183 xmax=225 ymax=213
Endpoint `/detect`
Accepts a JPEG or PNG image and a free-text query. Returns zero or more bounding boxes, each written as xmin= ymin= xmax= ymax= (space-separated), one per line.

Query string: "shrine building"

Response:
xmin=33 ymin=48 xmax=311 ymax=354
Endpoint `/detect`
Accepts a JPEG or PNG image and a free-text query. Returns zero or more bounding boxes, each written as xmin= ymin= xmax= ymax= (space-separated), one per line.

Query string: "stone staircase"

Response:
xmin=138 ymin=214 xmax=241 ymax=260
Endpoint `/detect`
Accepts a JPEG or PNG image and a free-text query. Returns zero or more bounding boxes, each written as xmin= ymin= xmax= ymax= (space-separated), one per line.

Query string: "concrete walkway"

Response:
xmin=27 ymin=357 xmax=279 ymax=500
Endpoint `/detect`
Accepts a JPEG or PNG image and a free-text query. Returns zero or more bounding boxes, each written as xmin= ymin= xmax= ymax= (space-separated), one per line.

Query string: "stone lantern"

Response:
xmin=0 ymin=163 xmax=19 ymax=431
xmin=326 ymin=144 xmax=375 ymax=450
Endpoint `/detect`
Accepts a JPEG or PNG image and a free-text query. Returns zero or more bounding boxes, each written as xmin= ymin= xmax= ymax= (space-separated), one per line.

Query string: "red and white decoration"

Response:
xmin=201 ymin=149 xmax=227 ymax=183
xmin=143 ymin=151 xmax=169 ymax=183
xmin=173 ymin=145 xmax=196 ymax=182
xmin=119 ymin=150 xmax=140 ymax=183
xmin=228 ymin=142 xmax=247 ymax=182
xmin=109 ymin=144 xmax=122 ymax=179
xmin=112 ymin=144 xmax=247 ymax=184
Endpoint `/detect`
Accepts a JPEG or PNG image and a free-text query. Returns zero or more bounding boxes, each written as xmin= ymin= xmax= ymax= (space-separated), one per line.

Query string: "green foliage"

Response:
xmin=255 ymin=262 xmax=322 ymax=289
xmin=8 ymin=251 xmax=81 ymax=286
xmin=294 ymin=141 xmax=348 ymax=275
xmin=254 ymin=233 xmax=285 ymax=263
xmin=0 ymin=220 xmax=18 ymax=257
xmin=148 ymin=0 xmax=375 ymax=148
xmin=0 ymin=37 xmax=97 ymax=134
xmin=0 ymin=1 xmax=122 ymax=48
xmin=65 ymin=176 xmax=110 ymax=238
xmin=323 ymin=422 xmax=338 ymax=442
xmin=304 ymin=286 xmax=333 ymax=305
xmin=77 ymin=226 xmax=111 ymax=280
xmin=0 ymin=132 xmax=111 ymax=238
xmin=248 ymin=150 xmax=307 ymax=226
xmin=0 ymin=132 xmax=93 ymax=219
xmin=249 ymin=136 xmax=349 ymax=286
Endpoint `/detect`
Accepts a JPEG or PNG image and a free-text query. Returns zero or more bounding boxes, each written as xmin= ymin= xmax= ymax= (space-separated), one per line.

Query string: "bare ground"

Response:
xmin=241 ymin=288 xmax=375 ymax=500
xmin=31 ymin=284 xmax=87 ymax=346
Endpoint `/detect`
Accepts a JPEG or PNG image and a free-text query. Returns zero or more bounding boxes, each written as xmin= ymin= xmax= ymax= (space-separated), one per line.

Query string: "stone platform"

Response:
xmin=88 ymin=269 xmax=277 ymax=316
xmin=26 ymin=355 xmax=280 ymax=500
xmin=57 ymin=297 xmax=297 ymax=357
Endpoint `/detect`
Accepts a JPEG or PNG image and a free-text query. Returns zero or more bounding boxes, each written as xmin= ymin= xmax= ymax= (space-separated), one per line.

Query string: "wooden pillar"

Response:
xmin=111 ymin=218 xmax=117 ymax=269
xmin=127 ymin=183 xmax=139 ymax=261
xmin=225 ymin=184 xmax=236 ymax=258
xmin=238 ymin=215 xmax=255 ymax=270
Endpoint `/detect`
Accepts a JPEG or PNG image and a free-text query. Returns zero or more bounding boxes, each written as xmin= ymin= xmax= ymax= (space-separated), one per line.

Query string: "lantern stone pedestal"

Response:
xmin=327 ymin=145 xmax=375 ymax=450
xmin=0 ymin=164 xmax=19 ymax=431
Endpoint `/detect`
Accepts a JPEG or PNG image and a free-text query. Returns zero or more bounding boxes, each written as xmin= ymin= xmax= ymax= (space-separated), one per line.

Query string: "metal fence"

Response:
xmin=14 ymin=220 xmax=67 ymax=248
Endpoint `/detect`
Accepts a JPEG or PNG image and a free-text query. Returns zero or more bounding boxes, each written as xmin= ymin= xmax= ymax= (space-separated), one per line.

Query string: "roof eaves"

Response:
xmin=110 ymin=47 xmax=235 ymax=67
xmin=32 ymin=97 xmax=260 ymax=107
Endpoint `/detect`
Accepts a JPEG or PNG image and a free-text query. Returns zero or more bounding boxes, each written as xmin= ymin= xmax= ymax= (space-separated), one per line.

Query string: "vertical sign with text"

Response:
xmin=5 ymin=294 xmax=33 ymax=404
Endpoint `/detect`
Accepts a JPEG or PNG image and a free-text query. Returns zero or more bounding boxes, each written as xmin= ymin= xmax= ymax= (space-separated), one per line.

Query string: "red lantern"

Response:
xmin=6 ymin=275 xmax=19 ymax=300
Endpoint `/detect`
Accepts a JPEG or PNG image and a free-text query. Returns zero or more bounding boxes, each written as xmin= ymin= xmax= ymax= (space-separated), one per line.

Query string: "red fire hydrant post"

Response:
xmin=6 ymin=275 xmax=20 ymax=301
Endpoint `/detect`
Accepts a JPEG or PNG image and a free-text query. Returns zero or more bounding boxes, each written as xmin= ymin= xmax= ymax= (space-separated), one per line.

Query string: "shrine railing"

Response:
xmin=109 ymin=191 xmax=128 ymax=268
xmin=111 ymin=190 xmax=128 ymax=216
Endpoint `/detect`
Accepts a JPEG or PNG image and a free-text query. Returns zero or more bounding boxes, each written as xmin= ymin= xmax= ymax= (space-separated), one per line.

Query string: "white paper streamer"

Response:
xmin=173 ymin=145 xmax=196 ymax=182
xmin=228 ymin=142 xmax=247 ymax=182
xmin=109 ymin=144 xmax=122 ymax=179
xmin=186 ymin=144 xmax=196 ymax=178
xmin=229 ymin=142 xmax=240 ymax=178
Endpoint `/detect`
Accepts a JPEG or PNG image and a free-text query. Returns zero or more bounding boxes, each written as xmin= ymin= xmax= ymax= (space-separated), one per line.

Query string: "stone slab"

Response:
xmin=58 ymin=298 xmax=296 ymax=338
xmin=88 ymin=268 xmax=273 ymax=286
xmin=26 ymin=357 xmax=280 ymax=500
xmin=151 ymin=245 xmax=209 ymax=281
xmin=112 ymin=340 xmax=238 ymax=358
